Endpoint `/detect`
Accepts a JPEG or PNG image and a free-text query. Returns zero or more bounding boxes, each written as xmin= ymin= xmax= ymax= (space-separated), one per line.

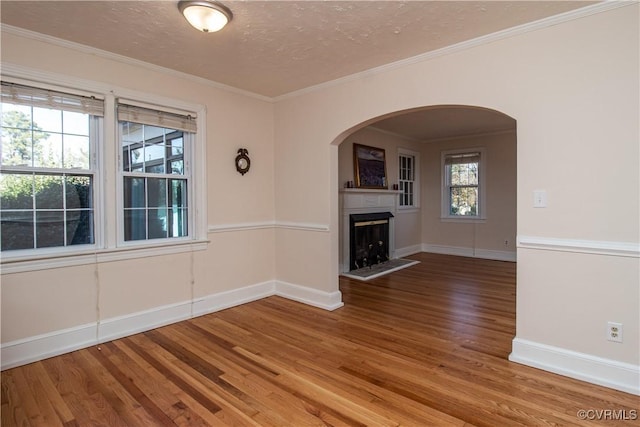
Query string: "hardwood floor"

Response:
xmin=2 ymin=253 xmax=637 ymax=426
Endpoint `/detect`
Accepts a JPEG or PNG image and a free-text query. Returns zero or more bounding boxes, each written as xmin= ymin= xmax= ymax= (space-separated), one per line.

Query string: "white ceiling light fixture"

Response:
xmin=178 ymin=0 xmax=233 ymax=33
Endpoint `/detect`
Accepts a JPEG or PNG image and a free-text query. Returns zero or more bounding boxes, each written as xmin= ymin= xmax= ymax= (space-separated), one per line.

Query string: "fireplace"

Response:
xmin=340 ymin=188 xmax=398 ymax=273
xmin=349 ymin=212 xmax=393 ymax=270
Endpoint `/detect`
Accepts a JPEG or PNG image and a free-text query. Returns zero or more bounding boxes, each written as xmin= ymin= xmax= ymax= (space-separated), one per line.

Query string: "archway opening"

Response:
xmin=333 ymin=104 xmax=517 ymax=278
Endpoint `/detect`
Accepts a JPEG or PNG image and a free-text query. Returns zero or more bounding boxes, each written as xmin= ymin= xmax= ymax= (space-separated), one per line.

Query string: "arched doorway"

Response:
xmin=332 ymin=104 xmax=516 ymax=277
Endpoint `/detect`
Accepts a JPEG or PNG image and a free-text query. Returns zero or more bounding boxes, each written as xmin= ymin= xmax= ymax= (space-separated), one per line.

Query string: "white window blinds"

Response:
xmin=117 ymin=102 xmax=197 ymax=133
xmin=445 ymin=152 xmax=481 ymax=165
xmin=0 ymin=82 xmax=104 ymax=116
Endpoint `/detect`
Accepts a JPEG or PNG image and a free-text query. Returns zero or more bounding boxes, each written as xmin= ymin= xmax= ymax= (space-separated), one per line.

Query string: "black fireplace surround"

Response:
xmin=349 ymin=212 xmax=393 ymax=270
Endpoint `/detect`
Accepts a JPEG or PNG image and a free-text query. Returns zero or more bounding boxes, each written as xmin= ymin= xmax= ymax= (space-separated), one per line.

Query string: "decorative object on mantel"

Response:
xmin=340 ymin=188 xmax=399 ymax=194
xmin=235 ymin=148 xmax=250 ymax=175
xmin=342 ymin=258 xmax=420 ymax=281
xmin=353 ymin=143 xmax=388 ymax=189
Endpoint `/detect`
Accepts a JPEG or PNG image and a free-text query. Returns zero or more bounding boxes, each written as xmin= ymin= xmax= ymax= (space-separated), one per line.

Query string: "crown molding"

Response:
xmin=273 ymin=1 xmax=634 ymax=102
xmin=422 ymin=128 xmax=517 ymax=144
xmin=0 ymin=24 xmax=273 ymax=103
xmin=367 ymin=126 xmax=425 ymax=143
xmin=369 ymin=125 xmax=516 ymax=144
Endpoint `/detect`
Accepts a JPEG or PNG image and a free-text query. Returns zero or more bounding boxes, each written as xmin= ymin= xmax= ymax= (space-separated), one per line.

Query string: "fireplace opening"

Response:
xmin=349 ymin=212 xmax=393 ymax=270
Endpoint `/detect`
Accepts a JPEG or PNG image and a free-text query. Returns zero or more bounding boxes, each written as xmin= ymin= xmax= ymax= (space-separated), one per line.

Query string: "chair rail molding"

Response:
xmin=517 ymin=236 xmax=640 ymax=258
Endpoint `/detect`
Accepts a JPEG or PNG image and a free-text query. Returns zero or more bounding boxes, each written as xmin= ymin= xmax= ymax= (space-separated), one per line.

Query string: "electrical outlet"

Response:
xmin=607 ymin=322 xmax=623 ymax=343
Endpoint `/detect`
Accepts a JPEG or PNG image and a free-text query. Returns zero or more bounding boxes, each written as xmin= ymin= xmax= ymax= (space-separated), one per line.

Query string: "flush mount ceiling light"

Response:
xmin=178 ymin=0 xmax=232 ymax=33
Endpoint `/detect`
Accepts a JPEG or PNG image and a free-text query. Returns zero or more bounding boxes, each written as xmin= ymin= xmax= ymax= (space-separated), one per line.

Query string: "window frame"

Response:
xmin=440 ymin=148 xmax=486 ymax=222
xmin=117 ymin=118 xmax=193 ymax=247
xmin=0 ymin=82 xmax=103 ymax=258
xmin=397 ymin=147 xmax=420 ymax=210
xmin=0 ymin=70 xmax=208 ymax=273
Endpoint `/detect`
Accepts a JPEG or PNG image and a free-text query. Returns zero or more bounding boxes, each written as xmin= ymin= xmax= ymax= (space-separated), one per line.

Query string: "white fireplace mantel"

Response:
xmin=340 ymin=188 xmax=399 ymax=272
xmin=340 ymin=188 xmax=400 ymax=212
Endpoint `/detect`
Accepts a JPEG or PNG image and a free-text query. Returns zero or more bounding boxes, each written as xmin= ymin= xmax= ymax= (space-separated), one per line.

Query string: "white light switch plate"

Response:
xmin=533 ymin=190 xmax=547 ymax=208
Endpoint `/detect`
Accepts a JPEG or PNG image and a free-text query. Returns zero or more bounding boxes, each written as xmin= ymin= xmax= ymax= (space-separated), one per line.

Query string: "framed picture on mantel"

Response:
xmin=353 ymin=143 xmax=388 ymax=189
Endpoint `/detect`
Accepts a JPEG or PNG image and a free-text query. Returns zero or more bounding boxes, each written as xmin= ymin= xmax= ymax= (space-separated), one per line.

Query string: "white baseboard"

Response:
xmin=1 ymin=280 xmax=342 ymax=370
xmin=275 ymin=280 xmax=344 ymax=311
xmin=343 ymin=244 xmax=512 ymax=272
xmin=1 ymin=323 xmax=97 ymax=370
xmin=510 ymin=338 xmax=640 ymax=396
xmin=423 ymin=244 xmax=516 ymax=262
xmin=394 ymin=244 xmax=423 ymax=258
xmin=423 ymin=244 xmax=474 ymax=257
xmin=193 ymin=281 xmax=276 ymax=316
xmin=475 ymin=248 xmax=517 ymax=262
xmin=98 ymin=300 xmax=193 ymax=344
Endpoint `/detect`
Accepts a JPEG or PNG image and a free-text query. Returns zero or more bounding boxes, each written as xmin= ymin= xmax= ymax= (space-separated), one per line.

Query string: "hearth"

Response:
xmin=349 ymin=212 xmax=393 ymax=270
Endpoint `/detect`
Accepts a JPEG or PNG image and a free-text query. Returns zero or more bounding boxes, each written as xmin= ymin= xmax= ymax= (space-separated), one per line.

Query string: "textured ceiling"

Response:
xmin=1 ymin=1 xmax=596 ymax=99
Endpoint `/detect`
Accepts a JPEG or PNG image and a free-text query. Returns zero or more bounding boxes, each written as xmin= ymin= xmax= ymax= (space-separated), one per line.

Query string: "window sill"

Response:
xmin=397 ymin=207 xmax=420 ymax=214
xmin=0 ymin=240 xmax=210 ymax=274
xmin=440 ymin=216 xmax=487 ymax=223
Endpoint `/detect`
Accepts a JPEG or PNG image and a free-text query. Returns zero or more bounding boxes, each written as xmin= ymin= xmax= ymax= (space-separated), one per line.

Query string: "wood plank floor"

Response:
xmin=2 ymin=253 xmax=638 ymax=426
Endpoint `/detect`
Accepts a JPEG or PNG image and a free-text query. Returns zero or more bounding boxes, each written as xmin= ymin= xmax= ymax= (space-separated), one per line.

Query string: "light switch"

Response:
xmin=533 ymin=190 xmax=547 ymax=208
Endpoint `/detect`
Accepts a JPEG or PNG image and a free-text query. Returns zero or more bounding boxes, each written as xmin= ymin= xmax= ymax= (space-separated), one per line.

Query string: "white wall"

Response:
xmin=274 ymin=5 xmax=639 ymax=393
xmin=421 ymin=131 xmax=517 ymax=260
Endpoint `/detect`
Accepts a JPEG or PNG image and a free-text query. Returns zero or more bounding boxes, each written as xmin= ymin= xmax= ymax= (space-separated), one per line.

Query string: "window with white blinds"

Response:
xmin=442 ymin=149 xmax=485 ymax=219
xmin=1 ymin=82 xmax=104 ymax=117
xmin=117 ymin=102 xmax=196 ymax=133
xmin=1 ymin=82 xmax=102 ymax=252
xmin=0 ymin=79 xmax=205 ymax=263
xmin=117 ymin=101 xmax=194 ymax=243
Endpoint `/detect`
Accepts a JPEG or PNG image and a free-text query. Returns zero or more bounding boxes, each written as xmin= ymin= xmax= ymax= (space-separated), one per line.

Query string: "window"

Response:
xmin=442 ymin=149 xmax=485 ymax=219
xmin=398 ymin=148 xmax=420 ymax=208
xmin=0 ymin=82 xmax=102 ymax=252
xmin=117 ymin=103 xmax=195 ymax=243
xmin=0 ymin=77 xmax=206 ymax=270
